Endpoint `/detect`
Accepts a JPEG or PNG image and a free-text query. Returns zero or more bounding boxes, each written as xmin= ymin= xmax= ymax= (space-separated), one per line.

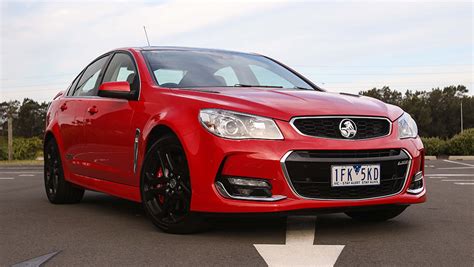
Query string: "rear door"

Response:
xmin=80 ymin=52 xmax=138 ymax=185
xmin=56 ymin=74 xmax=83 ymax=173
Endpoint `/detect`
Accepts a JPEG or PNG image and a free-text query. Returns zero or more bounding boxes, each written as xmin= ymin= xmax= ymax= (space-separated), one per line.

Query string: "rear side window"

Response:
xmin=73 ymin=56 xmax=109 ymax=96
xmin=102 ymin=53 xmax=139 ymax=92
xmin=66 ymin=73 xmax=82 ymax=96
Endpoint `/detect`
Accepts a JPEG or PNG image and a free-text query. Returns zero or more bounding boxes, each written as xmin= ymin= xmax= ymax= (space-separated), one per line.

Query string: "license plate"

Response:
xmin=331 ymin=164 xmax=381 ymax=187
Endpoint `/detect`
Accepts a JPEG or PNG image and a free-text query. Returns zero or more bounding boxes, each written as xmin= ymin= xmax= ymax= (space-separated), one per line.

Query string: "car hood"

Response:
xmin=171 ymin=87 xmax=404 ymax=121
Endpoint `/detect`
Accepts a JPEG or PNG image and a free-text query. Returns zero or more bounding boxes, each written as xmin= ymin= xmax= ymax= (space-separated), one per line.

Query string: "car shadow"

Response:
xmin=75 ymin=192 xmax=418 ymax=239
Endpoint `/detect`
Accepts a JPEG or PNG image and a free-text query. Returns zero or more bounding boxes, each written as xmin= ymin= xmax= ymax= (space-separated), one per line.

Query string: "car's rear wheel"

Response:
xmin=44 ymin=138 xmax=84 ymax=204
xmin=345 ymin=206 xmax=408 ymax=222
xmin=141 ymin=134 xmax=206 ymax=234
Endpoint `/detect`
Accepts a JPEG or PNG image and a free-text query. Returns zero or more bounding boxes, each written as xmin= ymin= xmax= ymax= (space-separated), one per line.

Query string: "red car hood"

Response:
xmin=172 ymin=87 xmax=404 ymax=122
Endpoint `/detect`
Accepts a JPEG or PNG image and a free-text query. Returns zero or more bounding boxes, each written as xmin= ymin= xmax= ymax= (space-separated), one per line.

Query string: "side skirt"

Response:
xmin=67 ymin=173 xmax=141 ymax=203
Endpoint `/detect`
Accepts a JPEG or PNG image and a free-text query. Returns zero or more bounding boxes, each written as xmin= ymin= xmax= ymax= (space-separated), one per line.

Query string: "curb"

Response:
xmin=448 ymin=155 xmax=474 ymax=160
xmin=425 ymin=156 xmax=437 ymax=160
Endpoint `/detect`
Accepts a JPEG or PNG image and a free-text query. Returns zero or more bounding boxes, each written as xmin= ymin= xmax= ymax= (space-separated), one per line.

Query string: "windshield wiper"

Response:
xmin=293 ymin=86 xmax=313 ymax=90
xmin=234 ymin=84 xmax=283 ymax=88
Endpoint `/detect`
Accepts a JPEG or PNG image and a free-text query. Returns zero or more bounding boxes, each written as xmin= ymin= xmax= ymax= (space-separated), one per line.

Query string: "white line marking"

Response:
xmin=443 ymin=160 xmax=474 ymax=167
xmin=19 ymin=174 xmax=35 ymax=177
xmin=426 ymin=174 xmax=473 ymax=177
xmin=454 ymin=183 xmax=474 ymax=185
xmin=0 ymin=177 xmax=14 ymax=180
xmin=438 ymin=166 xmax=474 ymax=170
xmin=0 ymin=171 xmax=42 ymax=174
xmin=254 ymin=216 xmax=344 ymax=266
xmin=442 ymin=179 xmax=474 ymax=182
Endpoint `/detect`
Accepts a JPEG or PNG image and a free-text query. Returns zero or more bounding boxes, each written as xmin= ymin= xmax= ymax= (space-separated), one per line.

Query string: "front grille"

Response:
xmin=292 ymin=117 xmax=391 ymax=139
xmin=282 ymin=149 xmax=410 ymax=199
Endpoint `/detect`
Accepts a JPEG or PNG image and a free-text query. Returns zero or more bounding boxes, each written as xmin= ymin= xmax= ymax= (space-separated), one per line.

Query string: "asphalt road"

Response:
xmin=0 ymin=160 xmax=473 ymax=266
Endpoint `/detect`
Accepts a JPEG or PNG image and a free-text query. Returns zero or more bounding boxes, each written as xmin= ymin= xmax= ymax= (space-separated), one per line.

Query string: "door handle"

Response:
xmin=60 ymin=103 xmax=67 ymax=111
xmin=87 ymin=106 xmax=98 ymax=115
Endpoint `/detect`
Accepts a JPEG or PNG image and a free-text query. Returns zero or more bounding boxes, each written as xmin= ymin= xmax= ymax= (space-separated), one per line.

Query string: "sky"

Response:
xmin=1 ymin=0 xmax=473 ymax=102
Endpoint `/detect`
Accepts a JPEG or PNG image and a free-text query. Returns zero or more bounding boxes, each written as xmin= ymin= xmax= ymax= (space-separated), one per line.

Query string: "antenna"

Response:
xmin=143 ymin=26 xmax=151 ymax=46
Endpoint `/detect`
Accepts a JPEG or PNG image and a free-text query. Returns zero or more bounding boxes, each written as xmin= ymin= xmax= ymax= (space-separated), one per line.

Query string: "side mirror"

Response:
xmin=98 ymin=81 xmax=135 ymax=100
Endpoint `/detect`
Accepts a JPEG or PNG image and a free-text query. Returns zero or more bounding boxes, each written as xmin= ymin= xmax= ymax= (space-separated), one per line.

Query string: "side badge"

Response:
xmin=133 ymin=128 xmax=141 ymax=173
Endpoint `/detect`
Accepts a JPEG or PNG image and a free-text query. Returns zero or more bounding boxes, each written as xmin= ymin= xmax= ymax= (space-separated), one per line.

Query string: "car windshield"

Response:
xmin=142 ymin=49 xmax=315 ymax=90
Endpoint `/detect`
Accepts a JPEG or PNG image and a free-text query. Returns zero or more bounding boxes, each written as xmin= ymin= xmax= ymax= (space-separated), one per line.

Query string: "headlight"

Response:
xmin=199 ymin=109 xmax=283 ymax=140
xmin=398 ymin=112 xmax=418 ymax=139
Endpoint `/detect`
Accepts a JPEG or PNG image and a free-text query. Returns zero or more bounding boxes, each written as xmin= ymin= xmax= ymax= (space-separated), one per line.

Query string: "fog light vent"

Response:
xmin=407 ymin=171 xmax=423 ymax=194
xmin=215 ymin=176 xmax=286 ymax=202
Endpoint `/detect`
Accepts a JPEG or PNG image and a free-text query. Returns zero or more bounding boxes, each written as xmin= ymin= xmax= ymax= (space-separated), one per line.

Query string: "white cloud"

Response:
xmin=1 ymin=0 xmax=472 ymax=101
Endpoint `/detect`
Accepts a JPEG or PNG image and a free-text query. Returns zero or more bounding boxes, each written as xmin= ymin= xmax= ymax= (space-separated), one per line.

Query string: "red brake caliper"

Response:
xmin=156 ymin=167 xmax=165 ymax=203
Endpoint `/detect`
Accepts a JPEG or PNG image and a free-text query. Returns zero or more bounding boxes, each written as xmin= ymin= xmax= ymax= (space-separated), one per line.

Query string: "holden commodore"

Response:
xmin=44 ymin=46 xmax=426 ymax=233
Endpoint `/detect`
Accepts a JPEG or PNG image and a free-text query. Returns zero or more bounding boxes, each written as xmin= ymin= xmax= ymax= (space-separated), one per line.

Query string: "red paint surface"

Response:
xmin=45 ymin=47 xmax=426 ymax=213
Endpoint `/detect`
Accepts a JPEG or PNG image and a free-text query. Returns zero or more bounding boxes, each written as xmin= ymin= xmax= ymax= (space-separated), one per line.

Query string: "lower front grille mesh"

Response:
xmin=283 ymin=149 xmax=410 ymax=199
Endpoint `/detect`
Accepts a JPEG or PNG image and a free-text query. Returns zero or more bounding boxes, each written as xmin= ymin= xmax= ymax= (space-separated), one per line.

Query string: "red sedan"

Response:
xmin=44 ymin=47 xmax=426 ymax=233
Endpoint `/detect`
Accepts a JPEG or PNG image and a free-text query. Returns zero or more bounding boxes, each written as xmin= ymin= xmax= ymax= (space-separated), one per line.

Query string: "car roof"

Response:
xmin=127 ymin=46 xmax=257 ymax=56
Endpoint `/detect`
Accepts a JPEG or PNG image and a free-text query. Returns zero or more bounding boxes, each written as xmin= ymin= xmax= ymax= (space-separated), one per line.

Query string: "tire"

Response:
xmin=140 ymin=134 xmax=207 ymax=234
xmin=44 ymin=138 xmax=84 ymax=204
xmin=345 ymin=206 xmax=408 ymax=222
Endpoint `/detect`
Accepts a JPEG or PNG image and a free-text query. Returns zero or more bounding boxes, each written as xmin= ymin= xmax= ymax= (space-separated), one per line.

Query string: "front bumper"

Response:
xmin=183 ymin=120 xmax=426 ymax=213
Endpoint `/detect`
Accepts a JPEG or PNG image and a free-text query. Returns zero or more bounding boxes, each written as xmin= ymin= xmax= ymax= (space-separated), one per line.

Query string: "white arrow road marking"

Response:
xmin=254 ymin=216 xmax=344 ymax=267
xmin=12 ymin=251 xmax=60 ymax=267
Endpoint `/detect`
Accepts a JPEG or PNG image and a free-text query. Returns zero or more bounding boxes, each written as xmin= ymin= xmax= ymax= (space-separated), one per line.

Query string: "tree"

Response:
xmin=360 ymin=85 xmax=472 ymax=138
xmin=360 ymin=86 xmax=403 ymax=105
xmin=0 ymin=100 xmax=20 ymax=136
xmin=401 ymin=90 xmax=432 ymax=137
xmin=14 ymin=98 xmax=49 ymax=138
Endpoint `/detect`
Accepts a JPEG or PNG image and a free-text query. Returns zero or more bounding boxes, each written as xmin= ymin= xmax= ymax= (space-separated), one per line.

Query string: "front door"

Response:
xmin=80 ymin=52 xmax=139 ymax=185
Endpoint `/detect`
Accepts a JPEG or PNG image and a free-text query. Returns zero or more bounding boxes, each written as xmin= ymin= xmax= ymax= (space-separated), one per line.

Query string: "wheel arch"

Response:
xmin=145 ymin=124 xmax=178 ymax=152
xmin=44 ymin=130 xmax=56 ymax=148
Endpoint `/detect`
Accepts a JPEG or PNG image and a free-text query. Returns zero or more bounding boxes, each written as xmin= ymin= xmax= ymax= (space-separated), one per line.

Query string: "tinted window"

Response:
xmin=73 ymin=56 xmax=109 ymax=96
xmin=153 ymin=69 xmax=185 ymax=86
xmin=249 ymin=65 xmax=293 ymax=88
xmin=214 ymin=66 xmax=238 ymax=86
xmin=143 ymin=50 xmax=313 ymax=90
xmin=102 ymin=53 xmax=139 ymax=92
xmin=66 ymin=72 xmax=82 ymax=96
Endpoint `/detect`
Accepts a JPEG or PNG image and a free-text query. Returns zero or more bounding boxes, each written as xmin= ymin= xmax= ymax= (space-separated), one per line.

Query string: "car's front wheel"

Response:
xmin=345 ymin=206 xmax=408 ymax=222
xmin=141 ymin=134 xmax=206 ymax=234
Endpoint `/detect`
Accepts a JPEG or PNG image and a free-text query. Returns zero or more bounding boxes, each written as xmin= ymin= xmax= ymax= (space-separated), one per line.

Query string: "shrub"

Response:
xmin=12 ymin=137 xmax=43 ymax=160
xmin=447 ymin=128 xmax=474 ymax=155
xmin=0 ymin=147 xmax=7 ymax=160
xmin=421 ymin=137 xmax=447 ymax=156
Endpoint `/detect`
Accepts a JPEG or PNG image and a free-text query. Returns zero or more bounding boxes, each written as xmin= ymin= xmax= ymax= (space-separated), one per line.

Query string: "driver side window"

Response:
xmin=102 ymin=53 xmax=139 ymax=92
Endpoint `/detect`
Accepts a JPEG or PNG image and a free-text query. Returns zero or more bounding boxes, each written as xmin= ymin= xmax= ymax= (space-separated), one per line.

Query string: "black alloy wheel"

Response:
xmin=141 ymin=134 xmax=206 ymax=234
xmin=44 ymin=138 xmax=84 ymax=204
